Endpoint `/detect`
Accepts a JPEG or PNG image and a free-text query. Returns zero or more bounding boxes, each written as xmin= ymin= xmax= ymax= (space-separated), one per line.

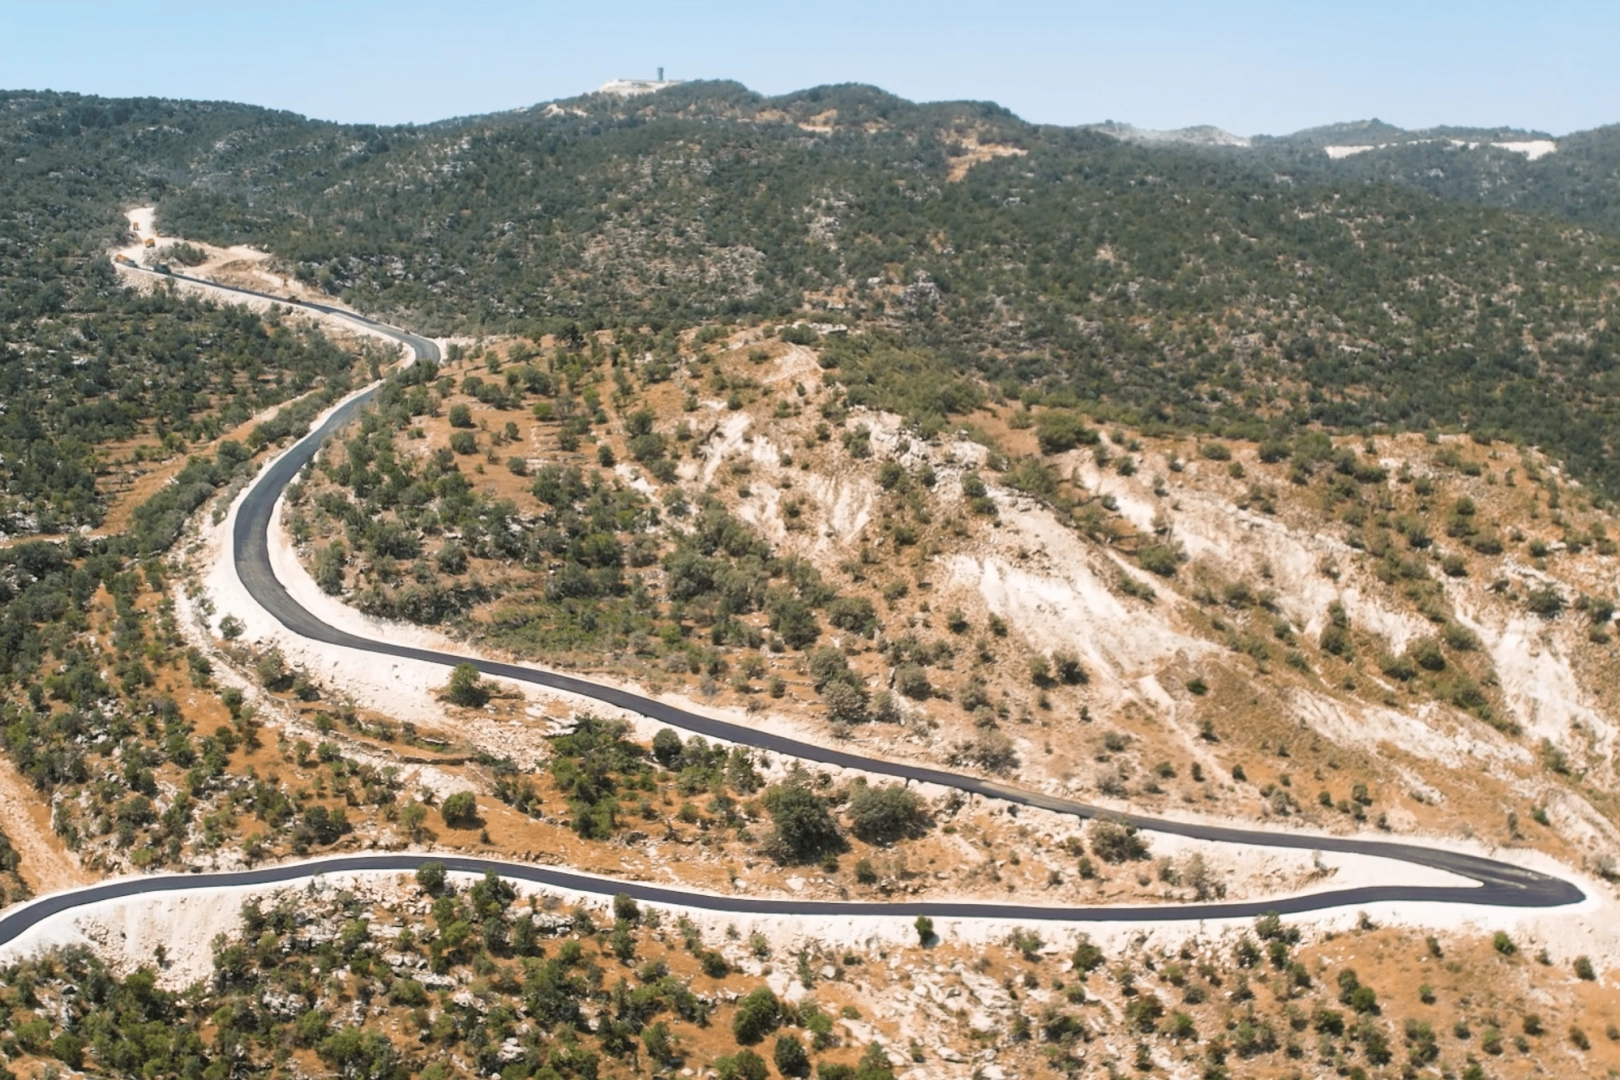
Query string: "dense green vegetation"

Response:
xmin=0 ymin=92 xmax=368 ymax=534
xmin=0 ymin=292 xmax=355 ymax=534
xmin=6 ymin=85 xmax=1620 ymax=498
xmin=524 ymin=717 xmax=944 ymax=866
xmin=294 ymin=353 xmax=877 ymax=670
xmin=0 ymin=875 xmax=899 ymax=1080
xmin=0 ymin=91 xmax=385 ymax=893
xmin=0 ymin=520 xmax=404 ymax=876
xmin=0 ymin=353 xmax=385 ymax=878
xmin=5 ymin=884 xmax=1567 ymax=1080
xmin=117 ymin=81 xmax=1620 ymax=496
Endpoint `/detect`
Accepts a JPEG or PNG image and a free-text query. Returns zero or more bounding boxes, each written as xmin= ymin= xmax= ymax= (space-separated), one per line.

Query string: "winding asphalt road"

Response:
xmin=0 ymin=263 xmax=1582 ymax=949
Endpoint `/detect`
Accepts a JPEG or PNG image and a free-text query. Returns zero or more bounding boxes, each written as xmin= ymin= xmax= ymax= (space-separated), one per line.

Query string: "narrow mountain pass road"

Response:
xmin=1 ymin=261 xmax=1581 ymax=950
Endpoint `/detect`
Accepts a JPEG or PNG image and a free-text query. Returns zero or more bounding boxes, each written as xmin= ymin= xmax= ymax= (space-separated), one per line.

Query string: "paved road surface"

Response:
xmin=21 ymin=262 xmax=1569 ymax=943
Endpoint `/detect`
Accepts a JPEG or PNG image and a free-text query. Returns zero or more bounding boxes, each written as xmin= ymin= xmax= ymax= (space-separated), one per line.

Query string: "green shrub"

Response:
xmin=1320 ymin=623 xmax=1352 ymax=658
xmin=446 ymin=663 xmax=490 ymax=707
xmin=1124 ymin=991 xmax=1164 ymax=1031
xmin=652 ymin=728 xmax=684 ymax=767
xmin=773 ymin=1035 xmax=811 ymax=1077
xmin=1028 ymin=654 xmax=1053 ymax=687
xmin=1410 ymin=637 xmax=1446 ymax=671
xmin=894 ymin=664 xmax=931 ymax=700
xmin=845 ymin=781 xmax=931 ymax=844
xmin=1443 ymin=622 xmax=1480 ymax=651
xmin=1380 ymin=652 xmax=1417 ymax=681
xmin=717 ymin=1049 xmax=769 ymax=1080
xmin=415 ymin=861 xmax=447 ymax=893
xmin=1090 ymin=820 xmax=1150 ymax=862
xmin=1137 ymin=543 xmax=1185 ymax=578
xmin=827 ymin=596 xmax=878 ymax=635
xmin=1052 ymin=650 xmax=1086 ymax=684
xmin=731 ymin=988 xmax=782 ymax=1045
xmin=762 ymin=779 xmax=844 ymax=863
xmin=440 ymin=791 xmax=479 ymax=828
xmin=821 ymin=681 xmax=869 ymax=725
xmin=1034 ymin=411 xmax=1096 ymax=454
xmin=1072 ymin=936 xmax=1105 ymax=972
xmin=1526 ymin=586 xmax=1565 ymax=617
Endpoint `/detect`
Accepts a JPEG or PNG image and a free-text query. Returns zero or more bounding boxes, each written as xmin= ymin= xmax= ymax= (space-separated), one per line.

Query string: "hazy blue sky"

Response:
xmin=4 ymin=0 xmax=1615 ymax=134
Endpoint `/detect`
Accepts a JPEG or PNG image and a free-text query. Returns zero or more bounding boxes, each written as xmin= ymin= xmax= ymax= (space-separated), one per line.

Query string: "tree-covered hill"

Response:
xmin=0 ymin=92 xmax=362 ymax=533
xmin=6 ymin=83 xmax=1620 ymax=502
xmin=1241 ymin=121 xmax=1620 ymax=232
xmin=148 ymin=82 xmax=1620 ymax=495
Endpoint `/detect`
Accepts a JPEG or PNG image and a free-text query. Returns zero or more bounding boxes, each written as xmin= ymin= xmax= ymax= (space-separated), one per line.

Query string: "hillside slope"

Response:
xmin=284 ymin=325 xmax=1620 ymax=892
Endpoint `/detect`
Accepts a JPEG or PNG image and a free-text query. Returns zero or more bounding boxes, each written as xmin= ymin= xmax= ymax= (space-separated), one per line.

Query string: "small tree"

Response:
xmin=1072 ymin=936 xmax=1105 ymax=973
xmin=807 ymin=647 xmax=851 ymax=689
xmin=762 ymin=779 xmax=844 ymax=864
xmin=400 ymin=800 xmax=428 ymax=840
xmin=915 ymin=914 xmax=935 ymax=945
xmin=642 ymin=1022 xmax=676 ymax=1067
xmin=846 ymin=781 xmax=930 ymax=844
xmin=1028 ymin=654 xmax=1053 ymax=688
xmin=1052 ymin=650 xmax=1086 ymax=685
xmin=652 ymin=728 xmax=684 ymax=768
xmin=1090 ymin=820 xmax=1150 ymax=863
xmin=821 ymin=680 xmax=870 ymax=725
xmin=768 ymin=598 xmax=820 ymax=649
xmin=716 ymin=1050 xmax=768 ymax=1080
xmin=440 ymin=792 xmax=479 ymax=829
xmin=254 ymin=647 xmax=290 ymax=691
xmin=1526 ymin=585 xmax=1565 ymax=618
xmin=731 ymin=988 xmax=782 ymax=1045
xmin=968 ymin=729 xmax=1018 ymax=773
xmin=773 ymin=1034 xmax=810 ymax=1078
xmin=50 ymin=1033 xmax=84 ymax=1071
xmin=1035 ymin=410 xmax=1096 ymax=454
xmin=446 ymin=663 xmax=490 ymax=707
xmin=894 ymin=664 xmax=931 ymax=700
xmin=415 ymin=860 xmax=447 ymax=894
xmin=1137 ymin=542 xmax=1185 ymax=578
xmin=313 ymin=542 xmax=347 ymax=595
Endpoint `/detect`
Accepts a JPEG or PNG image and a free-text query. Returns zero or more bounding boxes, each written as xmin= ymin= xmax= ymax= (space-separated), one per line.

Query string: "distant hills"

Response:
xmin=1092 ymin=115 xmax=1620 ymax=230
